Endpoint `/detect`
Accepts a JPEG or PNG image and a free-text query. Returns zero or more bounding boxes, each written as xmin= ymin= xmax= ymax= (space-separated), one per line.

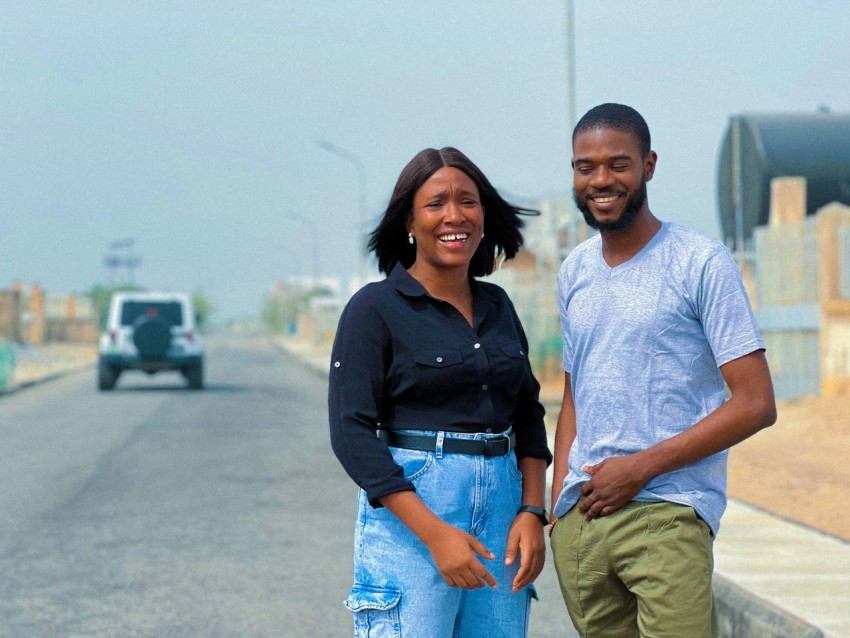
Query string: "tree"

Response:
xmin=192 ymin=290 xmax=215 ymax=332
xmin=87 ymin=283 xmax=145 ymax=330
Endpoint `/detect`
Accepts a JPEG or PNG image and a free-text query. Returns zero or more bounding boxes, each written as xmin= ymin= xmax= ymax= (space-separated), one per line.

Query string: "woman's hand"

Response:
xmin=505 ymin=513 xmax=545 ymax=592
xmin=426 ymin=523 xmax=498 ymax=590
xmin=380 ymin=490 xmax=497 ymax=590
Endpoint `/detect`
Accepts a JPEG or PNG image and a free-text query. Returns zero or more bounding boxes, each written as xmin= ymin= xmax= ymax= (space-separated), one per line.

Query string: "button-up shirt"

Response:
xmin=329 ymin=264 xmax=551 ymax=506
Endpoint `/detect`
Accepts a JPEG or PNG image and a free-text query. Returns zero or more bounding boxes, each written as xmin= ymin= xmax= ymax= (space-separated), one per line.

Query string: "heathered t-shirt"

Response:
xmin=552 ymin=222 xmax=764 ymax=535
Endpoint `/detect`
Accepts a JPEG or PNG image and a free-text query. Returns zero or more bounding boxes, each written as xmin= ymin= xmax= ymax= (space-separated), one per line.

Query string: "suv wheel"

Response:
xmin=98 ymin=359 xmax=119 ymax=391
xmin=187 ymin=359 xmax=204 ymax=390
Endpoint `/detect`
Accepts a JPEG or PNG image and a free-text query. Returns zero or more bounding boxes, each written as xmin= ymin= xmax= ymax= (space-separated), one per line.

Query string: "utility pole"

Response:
xmin=314 ymin=138 xmax=368 ymax=287
xmin=104 ymin=238 xmax=141 ymax=285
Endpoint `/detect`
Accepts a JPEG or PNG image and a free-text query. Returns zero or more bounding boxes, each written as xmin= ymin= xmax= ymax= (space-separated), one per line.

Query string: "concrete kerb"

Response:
xmin=275 ymin=335 xmax=829 ymax=637
xmin=0 ymin=344 xmax=97 ymax=396
xmin=713 ymin=575 xmax=825 ymax=638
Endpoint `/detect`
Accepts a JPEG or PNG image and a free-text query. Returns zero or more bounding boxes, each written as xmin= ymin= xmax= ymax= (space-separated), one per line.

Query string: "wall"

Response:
xmin=0 ymin=283 xmax=98 ymax=345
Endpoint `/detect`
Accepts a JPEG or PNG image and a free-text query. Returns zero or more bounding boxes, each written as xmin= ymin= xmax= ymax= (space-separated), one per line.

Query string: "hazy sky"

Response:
xmin=2 ymin=1 xmax=849 ymax=321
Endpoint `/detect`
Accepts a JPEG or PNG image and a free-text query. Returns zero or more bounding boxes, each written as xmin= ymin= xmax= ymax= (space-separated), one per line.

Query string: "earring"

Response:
xmin=408 ymin=232 xmax=414 ymax=245
xmin=482 ymin=231 xmax=485 ymax=238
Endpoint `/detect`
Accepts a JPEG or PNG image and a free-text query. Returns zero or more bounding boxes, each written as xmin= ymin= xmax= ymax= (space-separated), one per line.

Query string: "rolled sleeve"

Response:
xmin=328 ymin=289 xmax=414 ymax=506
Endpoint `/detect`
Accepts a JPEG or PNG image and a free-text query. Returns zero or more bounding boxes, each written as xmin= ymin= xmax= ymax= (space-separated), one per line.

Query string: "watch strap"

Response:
xmin=517 ymin=504 xmax=549 ymax=526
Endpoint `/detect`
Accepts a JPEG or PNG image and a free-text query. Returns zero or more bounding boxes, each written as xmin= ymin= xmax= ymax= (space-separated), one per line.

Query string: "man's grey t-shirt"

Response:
xmin=552 ymin=222 xmax=764 ymax=535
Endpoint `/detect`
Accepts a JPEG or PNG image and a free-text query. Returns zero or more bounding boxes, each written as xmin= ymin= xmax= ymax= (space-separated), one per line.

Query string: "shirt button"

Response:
xmin=482 ymin=384 xmax=488 ymax=391
xmin=519 ymin=350 xmax=524 ymax=356
xmin=334 ymin=361 xmax=341 ymax=368
xmin=474 ymin=343 xmax=481 ymax=349
xmin=436 ymin=357 xmax=443 ymax=363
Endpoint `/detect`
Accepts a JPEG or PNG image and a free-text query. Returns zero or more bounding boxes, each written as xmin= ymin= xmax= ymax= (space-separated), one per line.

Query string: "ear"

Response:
xmin=644 ymin=151 xmax=658 ymax=182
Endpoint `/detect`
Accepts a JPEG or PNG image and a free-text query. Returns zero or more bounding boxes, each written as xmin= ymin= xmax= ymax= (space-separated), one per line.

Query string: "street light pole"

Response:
xmin=314 ymin=138 xmax=368 ymax=285
xmin=282 ymin=210 xmax=319 ymax=291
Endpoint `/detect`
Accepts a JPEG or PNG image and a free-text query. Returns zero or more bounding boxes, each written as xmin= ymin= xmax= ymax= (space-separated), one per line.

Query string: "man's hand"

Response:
xmin=578 ymin=454 xmax=648 ymax=520
xmin=505 ymin=513 xmax=545 ymax=592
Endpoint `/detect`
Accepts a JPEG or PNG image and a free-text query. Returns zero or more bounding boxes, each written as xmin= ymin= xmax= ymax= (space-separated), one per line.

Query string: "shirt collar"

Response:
xmin=388 ymin=262 xmax=500 ymax=305
xmin=388 ymin=263 xmax=428 ymax=297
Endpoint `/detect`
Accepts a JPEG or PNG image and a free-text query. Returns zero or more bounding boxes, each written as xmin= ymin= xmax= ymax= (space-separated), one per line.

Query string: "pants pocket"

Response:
xmin=344 ymin=584 xmax=402 ymax=638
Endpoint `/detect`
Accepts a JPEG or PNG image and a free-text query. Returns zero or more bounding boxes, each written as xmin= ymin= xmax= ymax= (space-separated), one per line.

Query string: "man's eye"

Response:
xmin=611 ymin=165 xmax=627 ymax=171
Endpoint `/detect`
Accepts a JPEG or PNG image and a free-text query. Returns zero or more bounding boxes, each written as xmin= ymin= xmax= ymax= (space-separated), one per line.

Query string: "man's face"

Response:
xmin=571 ymin=127 xmax=656 ymax=232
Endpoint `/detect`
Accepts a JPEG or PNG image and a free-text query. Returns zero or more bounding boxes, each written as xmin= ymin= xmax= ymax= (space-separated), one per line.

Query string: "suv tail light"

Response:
xmin=185 ymin=331 xmax=194 ymax=342
xmin=110 ymin=331 xmax=117 ymax=343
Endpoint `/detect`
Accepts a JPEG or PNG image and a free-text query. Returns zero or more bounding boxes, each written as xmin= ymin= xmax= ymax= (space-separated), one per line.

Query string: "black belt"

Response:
xmin=378 ymin=430 xmax=516 ymax=457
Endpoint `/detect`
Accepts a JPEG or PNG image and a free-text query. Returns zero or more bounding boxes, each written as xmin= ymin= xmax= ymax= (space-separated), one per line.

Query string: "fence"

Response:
xmin=752 ymin=203 xmax=850 ymax=400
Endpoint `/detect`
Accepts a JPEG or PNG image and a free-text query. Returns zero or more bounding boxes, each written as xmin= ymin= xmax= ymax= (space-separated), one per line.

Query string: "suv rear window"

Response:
xmin=120 ymin=301 xmax=183 ymax=327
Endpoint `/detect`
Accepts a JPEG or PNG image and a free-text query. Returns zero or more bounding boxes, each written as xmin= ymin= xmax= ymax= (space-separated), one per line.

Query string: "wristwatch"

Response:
xmin=517 ymin=504 xmax=549 ymax=526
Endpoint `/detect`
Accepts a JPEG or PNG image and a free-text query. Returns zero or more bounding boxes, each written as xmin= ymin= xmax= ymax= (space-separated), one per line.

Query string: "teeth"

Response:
xmin=439 ymin=233 xmax=469 ymax=241
xmin=593 ymin=196 xmax=618 ymax=203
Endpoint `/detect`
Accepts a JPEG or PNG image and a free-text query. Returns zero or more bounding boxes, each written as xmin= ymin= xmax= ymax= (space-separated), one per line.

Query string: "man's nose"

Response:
xmin=589 ymin=167 xmax=614 ymax=188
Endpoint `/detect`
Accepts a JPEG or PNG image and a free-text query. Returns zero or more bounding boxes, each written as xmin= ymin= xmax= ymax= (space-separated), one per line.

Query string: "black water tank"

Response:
xmin=717 ymin=111 xmax=850 ymax=246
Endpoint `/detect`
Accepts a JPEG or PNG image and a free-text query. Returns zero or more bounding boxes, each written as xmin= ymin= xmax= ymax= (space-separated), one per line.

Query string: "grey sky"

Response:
xmin=2 ymin=1 xmax=849 ymax=320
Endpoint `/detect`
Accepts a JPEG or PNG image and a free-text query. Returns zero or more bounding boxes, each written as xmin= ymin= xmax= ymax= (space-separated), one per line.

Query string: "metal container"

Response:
xmin=717 ymin=111 xmax=850 ymax=246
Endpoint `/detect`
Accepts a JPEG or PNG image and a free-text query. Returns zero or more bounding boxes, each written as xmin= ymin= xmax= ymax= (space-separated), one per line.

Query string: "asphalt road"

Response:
xmin=0 ymin=334 xmax=576 ymax=637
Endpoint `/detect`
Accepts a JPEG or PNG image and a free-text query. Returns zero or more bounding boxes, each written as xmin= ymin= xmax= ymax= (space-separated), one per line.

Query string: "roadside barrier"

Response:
xmin=0 ymin=340 xmax=15 ymax=389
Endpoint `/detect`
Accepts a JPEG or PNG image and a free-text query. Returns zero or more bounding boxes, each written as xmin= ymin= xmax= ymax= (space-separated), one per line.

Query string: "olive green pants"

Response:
xmin=551 ymin=500 xmax=716 ymax=638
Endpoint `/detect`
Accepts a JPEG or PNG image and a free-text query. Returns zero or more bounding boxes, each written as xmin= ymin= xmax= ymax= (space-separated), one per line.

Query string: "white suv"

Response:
xmin=98 ymin=291 xmax=204 ymax=390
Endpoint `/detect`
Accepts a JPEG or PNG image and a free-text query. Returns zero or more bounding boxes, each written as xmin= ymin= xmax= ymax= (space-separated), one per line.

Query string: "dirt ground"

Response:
xmin=541 ymin=381 xmax=850 ymax=543
xmin=727 ymin=394 xmax=850 ymax=542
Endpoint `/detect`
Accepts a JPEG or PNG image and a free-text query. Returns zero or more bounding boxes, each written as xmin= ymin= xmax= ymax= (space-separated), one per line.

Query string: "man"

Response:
xmin=549 ymin=103 xmax=776 ymax=637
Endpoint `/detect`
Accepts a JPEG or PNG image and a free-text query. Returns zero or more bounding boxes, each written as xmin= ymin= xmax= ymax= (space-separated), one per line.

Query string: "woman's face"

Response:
xmin=407 ymin=166 xmax=484 ymax=274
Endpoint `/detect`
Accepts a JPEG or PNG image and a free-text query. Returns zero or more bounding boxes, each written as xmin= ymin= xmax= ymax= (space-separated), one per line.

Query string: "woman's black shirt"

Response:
xmin=328 ymin=264 xmax=552 ymax=506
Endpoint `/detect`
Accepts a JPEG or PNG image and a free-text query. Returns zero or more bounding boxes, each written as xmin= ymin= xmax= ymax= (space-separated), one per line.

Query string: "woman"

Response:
xmin=329 ymin=147 xmax=552 ymax=637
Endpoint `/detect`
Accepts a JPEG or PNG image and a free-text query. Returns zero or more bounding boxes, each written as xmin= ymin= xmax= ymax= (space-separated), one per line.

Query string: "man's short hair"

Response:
xmin=573 ymin=103 xmax=651 ymax=156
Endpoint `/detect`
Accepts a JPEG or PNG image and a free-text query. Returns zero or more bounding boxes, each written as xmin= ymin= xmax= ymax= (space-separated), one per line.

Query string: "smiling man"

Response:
xmin=549 ymin=103 xmax=776 ymax=637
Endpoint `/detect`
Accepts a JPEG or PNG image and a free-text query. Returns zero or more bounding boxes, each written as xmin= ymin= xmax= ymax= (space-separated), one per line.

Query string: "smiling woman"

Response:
xmin=329 ymin=147 xmax=552 ymax=637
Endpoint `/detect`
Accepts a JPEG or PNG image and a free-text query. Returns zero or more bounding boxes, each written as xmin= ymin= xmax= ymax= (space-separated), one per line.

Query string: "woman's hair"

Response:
xmin=368 ymin=147 xmax=536 ymax=277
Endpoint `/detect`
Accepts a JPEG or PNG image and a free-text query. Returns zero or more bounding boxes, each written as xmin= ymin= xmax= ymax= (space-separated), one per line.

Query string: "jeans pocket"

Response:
xmin=506 ymin=451 xmax=524 ymax=482
xmin=344 ymin=584 xmax=402 ymax=638
xmin=390 ymin=447 xmax=434 ymax=482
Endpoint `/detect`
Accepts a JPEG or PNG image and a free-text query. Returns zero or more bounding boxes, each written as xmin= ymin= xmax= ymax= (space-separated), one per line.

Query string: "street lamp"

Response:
xmin=314 ymin=137 xmax=368 ymax=284
xmin=282 ymin=210 xmax=319 ymax=291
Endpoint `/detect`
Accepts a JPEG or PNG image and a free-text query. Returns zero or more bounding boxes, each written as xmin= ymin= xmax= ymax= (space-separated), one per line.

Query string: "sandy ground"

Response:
xmin=541 ymin=379 xmax=850 ymax=543
xmin=727 ymin=395 xmax=850 ymax=542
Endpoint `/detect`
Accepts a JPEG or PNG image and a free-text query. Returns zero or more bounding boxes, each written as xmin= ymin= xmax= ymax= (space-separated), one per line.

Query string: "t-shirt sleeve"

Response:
xmin=327 ymin=291 xmax=415 ymax=506
xmin=558 ymin=259 xmax=574 ymax=373
xmin=697 ymin=247 xmax=766 ymax=367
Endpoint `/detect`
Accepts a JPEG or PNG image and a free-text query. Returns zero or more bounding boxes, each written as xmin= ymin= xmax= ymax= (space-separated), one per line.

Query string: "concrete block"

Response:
xmin=714 ymin=575 xmax=824 ymax=638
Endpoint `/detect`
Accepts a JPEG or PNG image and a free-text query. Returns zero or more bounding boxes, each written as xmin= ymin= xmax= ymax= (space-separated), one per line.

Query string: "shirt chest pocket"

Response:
xmin=411 ymin=349 xmax=465 ymax=405
xmin=493 ymin=341 xmax=528 ymax=393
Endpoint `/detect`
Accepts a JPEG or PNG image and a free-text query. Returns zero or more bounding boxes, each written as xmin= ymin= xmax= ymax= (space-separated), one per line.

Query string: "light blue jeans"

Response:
xmin=344 ymin=430 xmax=538 ymax=638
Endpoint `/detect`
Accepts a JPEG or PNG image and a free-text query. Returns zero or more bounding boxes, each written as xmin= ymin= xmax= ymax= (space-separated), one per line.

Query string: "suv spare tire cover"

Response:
xmin=132 ymin=316 xmax=171 ymax=358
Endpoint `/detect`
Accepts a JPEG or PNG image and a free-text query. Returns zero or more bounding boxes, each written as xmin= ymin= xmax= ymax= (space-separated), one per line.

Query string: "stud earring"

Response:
xmin=408 ymin=232 xmax=414 ymax=245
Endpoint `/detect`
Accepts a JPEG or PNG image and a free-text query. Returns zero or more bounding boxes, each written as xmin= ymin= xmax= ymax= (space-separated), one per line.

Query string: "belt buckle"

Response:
xmin=483 ymin=435 xmax=510 ymax=456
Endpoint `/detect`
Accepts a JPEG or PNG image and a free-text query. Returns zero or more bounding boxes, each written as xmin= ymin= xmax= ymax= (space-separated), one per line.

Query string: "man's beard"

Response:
xmin=574 ymin=180 xmax=647 ymax=232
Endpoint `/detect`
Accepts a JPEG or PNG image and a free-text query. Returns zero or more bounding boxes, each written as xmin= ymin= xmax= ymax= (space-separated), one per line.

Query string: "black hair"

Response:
xmin=368 ymin=147 xmax=536 ymax=277
xmin=572 ymin=103 xmax=651 ymax=156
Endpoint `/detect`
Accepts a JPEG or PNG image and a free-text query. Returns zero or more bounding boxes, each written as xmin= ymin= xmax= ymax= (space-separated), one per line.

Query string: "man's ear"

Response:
xmin=644 ymin=151 xmax=658 ymax=181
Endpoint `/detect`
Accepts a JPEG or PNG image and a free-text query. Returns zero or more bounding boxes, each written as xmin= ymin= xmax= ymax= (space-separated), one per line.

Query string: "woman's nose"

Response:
xmin=443 ymin=201 xmax=464 ymax=223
